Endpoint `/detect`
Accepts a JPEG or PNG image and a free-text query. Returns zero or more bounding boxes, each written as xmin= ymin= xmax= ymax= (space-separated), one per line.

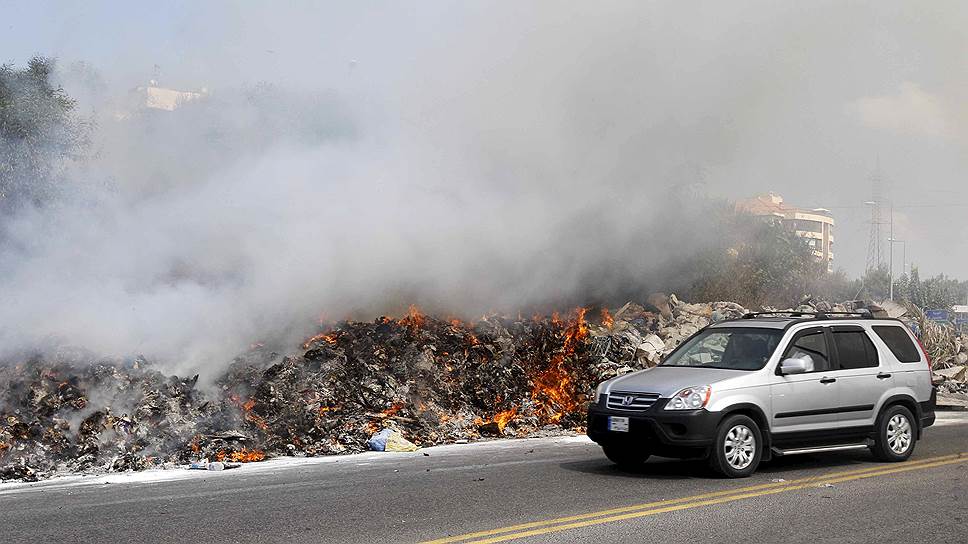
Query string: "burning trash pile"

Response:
xmin=0 ymin=355 xmax=212 ymax=481
xmin=2 ymin=295 xmax=742 ymax=481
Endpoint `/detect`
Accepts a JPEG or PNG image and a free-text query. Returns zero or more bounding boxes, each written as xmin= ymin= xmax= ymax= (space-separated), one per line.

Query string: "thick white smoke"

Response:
xmin=2 ymin=2 xmax=967 ymax=372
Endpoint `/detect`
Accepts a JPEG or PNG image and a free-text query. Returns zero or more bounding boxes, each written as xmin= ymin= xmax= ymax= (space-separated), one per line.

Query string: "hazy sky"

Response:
xmin=5 ymin=1 xmax=967 ymax=275
xmin=2 ymin=1 xmax=967 ymax=370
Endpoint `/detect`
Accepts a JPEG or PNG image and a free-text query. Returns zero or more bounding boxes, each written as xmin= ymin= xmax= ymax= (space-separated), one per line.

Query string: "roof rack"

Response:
xmin=741 ymin=309 xmax=873 ymax=320
xmin=742 ymin=311 xmax=816 ymax=319
xmin=815 ymin=310 xmax=874 ymax=319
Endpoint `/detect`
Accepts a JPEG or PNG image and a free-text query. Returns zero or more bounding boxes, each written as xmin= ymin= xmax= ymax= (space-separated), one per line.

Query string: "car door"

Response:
xmin=828 ymin=325 xmax=887 ymax=428
xmin=770 ymin=326 xmax=841 ymax=433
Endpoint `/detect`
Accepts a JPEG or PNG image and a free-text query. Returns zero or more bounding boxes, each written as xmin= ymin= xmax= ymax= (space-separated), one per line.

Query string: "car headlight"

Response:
xmin=664 ymin=385 xmax=711 ymax=410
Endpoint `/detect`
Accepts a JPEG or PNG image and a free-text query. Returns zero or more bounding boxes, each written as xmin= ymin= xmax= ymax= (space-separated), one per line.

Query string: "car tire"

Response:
xmin=708 ymin=414 xmax=762 ymax=478
xmin=602 ymin=446 xmax=650 ymax=470
xmin=871 ymin=405 xmax=917 ymax=462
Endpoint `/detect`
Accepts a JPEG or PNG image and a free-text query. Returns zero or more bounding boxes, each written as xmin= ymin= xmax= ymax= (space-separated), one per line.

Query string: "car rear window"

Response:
xmin=872 ymin=325 xmax=921 ymax=363
xmin=832 ymin=330 xmax=879 ymax=369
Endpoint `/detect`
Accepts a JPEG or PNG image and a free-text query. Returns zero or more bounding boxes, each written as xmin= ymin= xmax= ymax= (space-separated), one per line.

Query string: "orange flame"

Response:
xmin=492 ymin=406 xmax=518 ymax=432
xmin=601 ymin=308 xmax=614 ymax=329
xmin=531 ymin=307 xmax=588 ymax=423
xmin=231 ymin=396 xmax=270 ymax=432
xmin=302 ymin=331 xmax=339 ymax=349
xmin=366 ymin=402 xmax=406 ymax=433
xmin=398 ymin=304 xmax=426 ymax=331
xmin=217 ymin=448 xmax=266 ymax=463
xmin=381 ymin=402 xmax=406 ymax=418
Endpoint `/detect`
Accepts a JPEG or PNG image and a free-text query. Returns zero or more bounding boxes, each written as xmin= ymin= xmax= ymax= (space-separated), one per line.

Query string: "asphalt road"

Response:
xmin=2 ymin=412 xmax=966 ymax=544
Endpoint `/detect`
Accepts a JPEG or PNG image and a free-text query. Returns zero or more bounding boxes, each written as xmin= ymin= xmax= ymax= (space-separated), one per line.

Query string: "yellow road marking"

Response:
xmin=421 ymin=453 xmax=966 ymax=544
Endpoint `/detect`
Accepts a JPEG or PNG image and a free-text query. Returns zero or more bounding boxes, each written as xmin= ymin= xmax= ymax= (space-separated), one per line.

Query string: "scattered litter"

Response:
xmin=367 ymin=429 xmax=419 ymax=452
xmin=819 ymin=483 xmax=835 ymax=488
xmin=771 ymin=478 xmax=786 ymax=483
xmin=366 ymin=429 xmax=394 ymax=452
xmin=385 ymin=431 xmax=420 ymax=452
xmin=189 ymin=461 xmax=225 ymax=471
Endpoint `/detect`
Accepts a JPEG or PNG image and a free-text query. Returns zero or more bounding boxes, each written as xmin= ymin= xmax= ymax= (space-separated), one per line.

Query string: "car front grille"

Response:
xmin=606 ymin=391 xmax=660 ymax=411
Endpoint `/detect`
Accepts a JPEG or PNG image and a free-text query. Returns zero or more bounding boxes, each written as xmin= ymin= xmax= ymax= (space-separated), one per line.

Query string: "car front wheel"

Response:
xmin=708 ymin=414 xmax=762 ymax=478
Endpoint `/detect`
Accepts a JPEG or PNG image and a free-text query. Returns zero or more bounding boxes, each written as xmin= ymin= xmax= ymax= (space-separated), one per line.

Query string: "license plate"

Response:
xmin=608 ymin=416 xmax=629 ymax=432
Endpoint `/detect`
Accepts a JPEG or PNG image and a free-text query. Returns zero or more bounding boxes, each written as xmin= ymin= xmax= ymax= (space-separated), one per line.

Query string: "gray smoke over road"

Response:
xmin=1 ymin=2 xmax=966 ymax=373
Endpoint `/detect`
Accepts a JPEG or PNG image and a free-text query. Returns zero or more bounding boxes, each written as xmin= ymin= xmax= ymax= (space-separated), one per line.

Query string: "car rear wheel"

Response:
xmin=708 ymin=415 xmax=762 ymax=478
xmin=602 ymin=446 xmax=650 ymax=470
xmin=872 ymin=405 xmax=916 ymax=462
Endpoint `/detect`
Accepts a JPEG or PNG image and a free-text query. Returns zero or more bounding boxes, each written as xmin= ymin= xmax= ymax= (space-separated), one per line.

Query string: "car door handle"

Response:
xmin=877 ymin=373 xmax=892 ymax=379
xmin=819 ymin=377 xmax=837 ymax=384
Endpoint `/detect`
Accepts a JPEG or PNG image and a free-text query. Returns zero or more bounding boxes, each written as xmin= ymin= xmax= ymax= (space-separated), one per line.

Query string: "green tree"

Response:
xmin=850 ymin=265 xmax=891 ymax=301
xmin=687 ymin=212 xmax=823 ymax=307
xmin=0 ymin=57 xmax=88 ymax=211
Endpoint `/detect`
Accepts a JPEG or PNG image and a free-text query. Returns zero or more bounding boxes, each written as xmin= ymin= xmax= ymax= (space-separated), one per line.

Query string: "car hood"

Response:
xmin=606 ymin=366 xmax=749 ymax=397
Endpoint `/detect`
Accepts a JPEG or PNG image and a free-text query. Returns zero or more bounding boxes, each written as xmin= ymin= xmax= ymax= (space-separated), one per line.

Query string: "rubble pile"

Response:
xmin=219 ymin=305 xmax=602 ymax=456
xmin=895 ymin=306 xmax=968 ymax=405
xmin=921 ymin=321 xmax=968 ymax=404
xmin=1 ymin=305 xmax=612 ymax=480
xmin=587 ymin=295 xmax=748 ymax=380
xmin=2 ymin=296 xmax=744 ymax=481
xmin=0 ymin=353 xmax=210 ymax=481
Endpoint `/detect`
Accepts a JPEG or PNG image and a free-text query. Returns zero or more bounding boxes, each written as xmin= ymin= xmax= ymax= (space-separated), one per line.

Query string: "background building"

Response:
xmin=114 ymin=80 xmax=208 ymax=119
xmin=737 ymin=193 xmax=835 ymax=272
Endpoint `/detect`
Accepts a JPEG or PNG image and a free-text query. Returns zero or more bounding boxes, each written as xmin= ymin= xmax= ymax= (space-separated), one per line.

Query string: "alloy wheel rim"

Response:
xmin=724 ymin=424 xmax=756 ymax=469
xmin=887 ymin=414 xmax=912 ymax=454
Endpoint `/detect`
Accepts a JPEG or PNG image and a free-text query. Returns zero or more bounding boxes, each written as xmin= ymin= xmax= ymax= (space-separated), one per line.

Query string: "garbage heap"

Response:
xmin=0 ymin=306 xmax=566 ymax=480
xmin=0 ymin=355 xmax=212 ymax=481
xmin=0 ymin=296 xmax=750 ymax=481
xmin=587 ymin=294 xmax=748 ymax=380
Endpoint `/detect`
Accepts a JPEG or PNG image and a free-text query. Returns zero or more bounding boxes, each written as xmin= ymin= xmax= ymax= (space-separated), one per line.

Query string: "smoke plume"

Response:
xmin=2 ymin=2 xmax=967 ymax=372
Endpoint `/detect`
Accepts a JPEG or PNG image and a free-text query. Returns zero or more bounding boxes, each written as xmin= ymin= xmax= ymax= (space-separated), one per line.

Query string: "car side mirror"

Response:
xmin=779 ymin=356 xmax=814 ymax=375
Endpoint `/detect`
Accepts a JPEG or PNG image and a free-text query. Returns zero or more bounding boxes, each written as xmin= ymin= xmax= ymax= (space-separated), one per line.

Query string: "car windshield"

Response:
xmin=661 ymin=327 xmax=783 ymax=370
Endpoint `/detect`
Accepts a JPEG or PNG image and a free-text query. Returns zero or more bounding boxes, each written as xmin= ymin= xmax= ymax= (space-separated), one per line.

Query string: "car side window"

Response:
xmin=833 ymin=330 xmax=879 ymax=369
xmin=783 ymin=329 xmax=832 ymax=372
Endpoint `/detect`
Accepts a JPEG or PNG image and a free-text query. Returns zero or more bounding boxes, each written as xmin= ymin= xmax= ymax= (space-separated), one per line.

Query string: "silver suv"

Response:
xmin=587 ymin=311 xmax=936 ymax=478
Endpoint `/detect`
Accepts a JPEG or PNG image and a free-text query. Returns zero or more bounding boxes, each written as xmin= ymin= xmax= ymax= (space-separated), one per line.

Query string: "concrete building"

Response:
xmin=737 ymin=193 xmax=835 ymax=272
xmin=115 ymin=81 xmax=208 ymax=119
xmin=136 ymin=79 xmax=207 ymax=111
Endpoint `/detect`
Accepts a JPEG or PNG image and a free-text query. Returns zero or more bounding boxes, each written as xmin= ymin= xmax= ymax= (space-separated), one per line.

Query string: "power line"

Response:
xmin=823 ymin=203 xmax=968 ymax=210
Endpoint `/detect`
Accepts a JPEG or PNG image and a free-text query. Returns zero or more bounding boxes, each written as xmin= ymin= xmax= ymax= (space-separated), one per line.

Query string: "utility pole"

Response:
xmin=888 ymin=236 xmax=905 ymax=300
xmin=888 ymin=200 xmax=895 ymax=300
xmin=865 ymin=171 xmax=888 ymax=273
